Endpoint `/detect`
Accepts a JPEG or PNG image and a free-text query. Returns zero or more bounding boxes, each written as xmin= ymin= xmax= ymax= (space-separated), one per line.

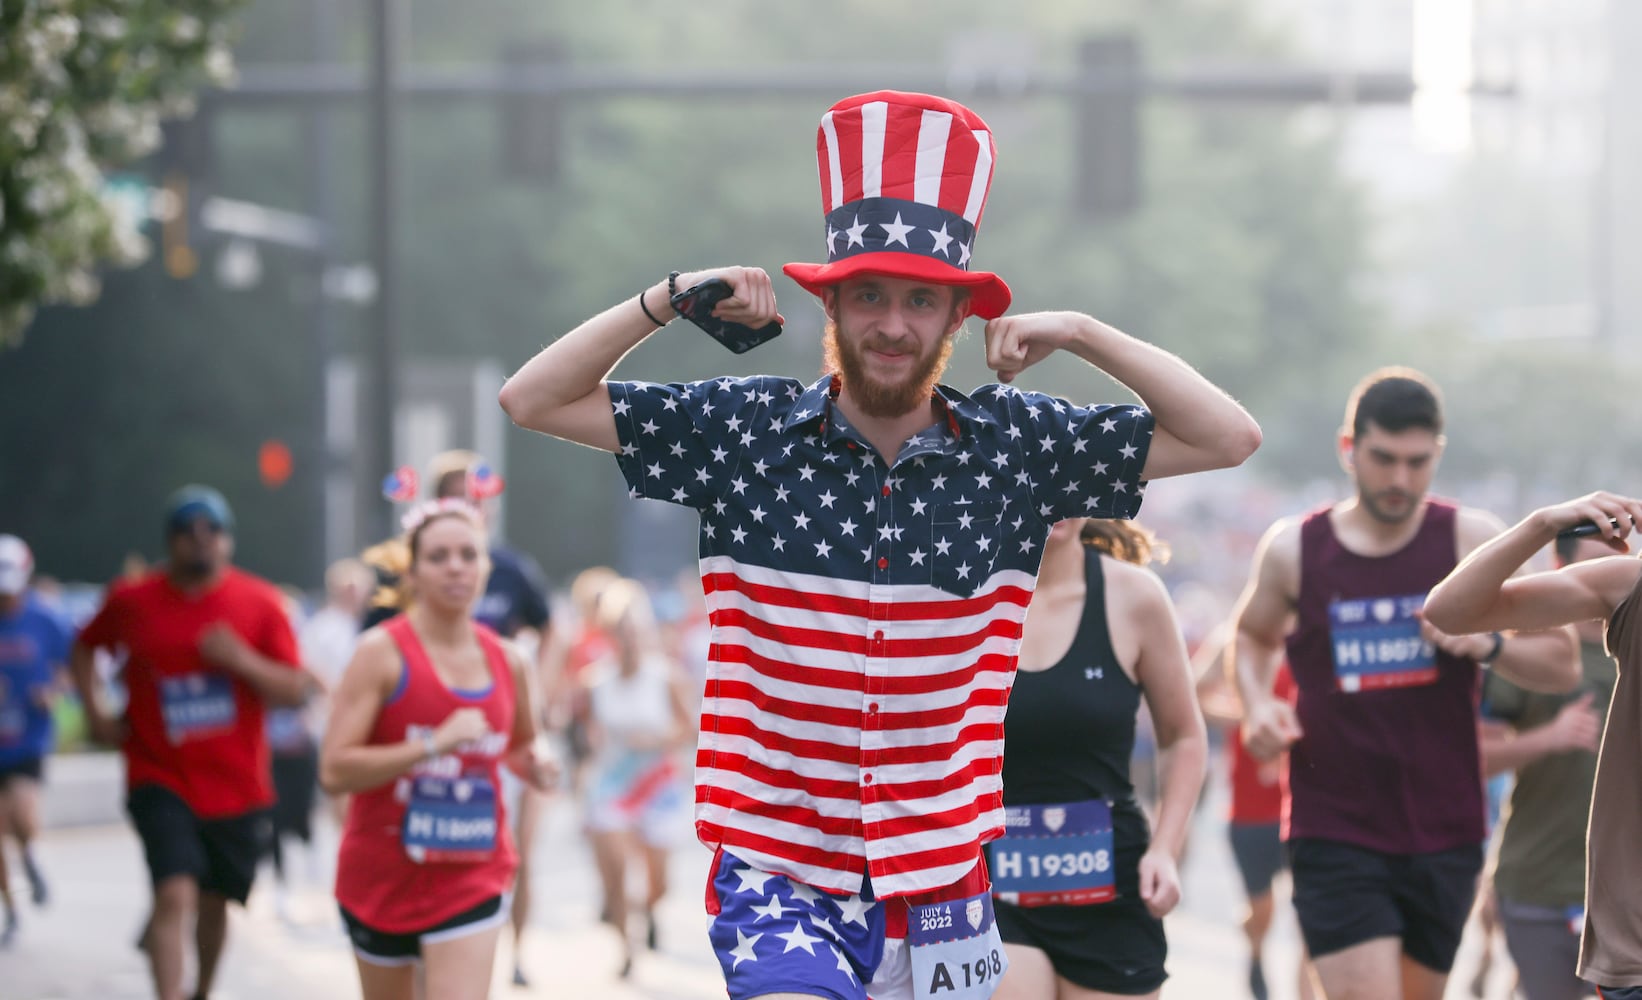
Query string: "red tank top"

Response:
xmin=334 ymin=617 xmax=519 ymax=933
xmin=1284 ymin=500 xmax=1484 ymax=853
xmin=1229 ymin=665 xmax=1295 ymax=825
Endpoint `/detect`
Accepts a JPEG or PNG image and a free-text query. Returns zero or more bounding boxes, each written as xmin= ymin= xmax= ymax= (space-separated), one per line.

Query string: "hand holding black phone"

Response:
xmin=669 ymin=277 xmax=783 ymax=354
xmin=1558 ymin=518 xmax=1631 ymax=540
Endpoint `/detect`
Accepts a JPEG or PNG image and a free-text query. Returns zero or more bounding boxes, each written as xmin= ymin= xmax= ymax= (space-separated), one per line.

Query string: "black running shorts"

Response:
xmin=1288 ymin=836 xmax=1484 ymax=973
xmin=126 ymin=784 xmax=270 ymax=904
xmin=340 ymin=895 xmax=508 ymax=966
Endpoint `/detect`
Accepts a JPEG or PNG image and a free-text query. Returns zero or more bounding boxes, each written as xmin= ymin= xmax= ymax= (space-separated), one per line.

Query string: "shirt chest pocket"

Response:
xmin=928 ymin=500 xmax=1004 ymax=598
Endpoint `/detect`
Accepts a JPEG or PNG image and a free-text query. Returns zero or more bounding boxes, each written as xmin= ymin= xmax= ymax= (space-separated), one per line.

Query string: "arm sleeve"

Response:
xmin=996 ymin=388 xmax=1156 ymax=523
xmin=608 ymin=378 xmax=759 ymax=510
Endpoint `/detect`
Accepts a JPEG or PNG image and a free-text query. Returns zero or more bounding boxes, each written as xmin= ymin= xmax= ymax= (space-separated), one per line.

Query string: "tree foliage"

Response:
xmin=0 ymin=0 xmax=245 ymax=343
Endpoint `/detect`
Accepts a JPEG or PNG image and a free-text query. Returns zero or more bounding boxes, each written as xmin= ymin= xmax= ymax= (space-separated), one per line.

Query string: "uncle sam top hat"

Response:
xmin=783 ymin=90 xmax=1012 ymax=319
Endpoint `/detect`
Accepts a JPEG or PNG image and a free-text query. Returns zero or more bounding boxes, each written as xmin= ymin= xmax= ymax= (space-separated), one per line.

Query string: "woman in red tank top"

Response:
xmin=320 ymin=501 xmax=555 ymax=1000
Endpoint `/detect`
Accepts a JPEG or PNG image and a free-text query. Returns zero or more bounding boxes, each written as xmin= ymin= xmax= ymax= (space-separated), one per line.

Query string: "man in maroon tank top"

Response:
xmin=1229 ymin=368 xmax=1579 ymax=1000
xmin=1425 ymin=490 xmax=1642 ymax=999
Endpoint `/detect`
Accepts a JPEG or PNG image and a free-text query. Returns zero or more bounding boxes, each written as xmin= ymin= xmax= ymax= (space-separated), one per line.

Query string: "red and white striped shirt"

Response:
xmin=611 ymin=374 xmax=1152 ymax=898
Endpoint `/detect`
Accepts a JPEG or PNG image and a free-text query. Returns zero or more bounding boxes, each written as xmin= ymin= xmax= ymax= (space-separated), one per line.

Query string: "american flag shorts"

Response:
xmin=705 ymin=848 xmax=999 ymax=1000
xmin=706 ymin=848 xmax=889 ymax=999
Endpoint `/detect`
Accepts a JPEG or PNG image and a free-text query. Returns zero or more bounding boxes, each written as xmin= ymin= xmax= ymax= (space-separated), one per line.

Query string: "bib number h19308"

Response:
xmin=987 ymin=799 xmax=1116 ymax=907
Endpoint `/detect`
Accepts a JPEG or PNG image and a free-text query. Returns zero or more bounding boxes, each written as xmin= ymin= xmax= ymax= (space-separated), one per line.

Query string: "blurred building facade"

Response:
xmin=1256 ymin=0 xmax=1641 ymax=346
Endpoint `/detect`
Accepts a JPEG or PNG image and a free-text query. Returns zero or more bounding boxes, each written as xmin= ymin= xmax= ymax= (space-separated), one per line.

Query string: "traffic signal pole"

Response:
xmin=365 ymin=0 xmax=401 ymax=547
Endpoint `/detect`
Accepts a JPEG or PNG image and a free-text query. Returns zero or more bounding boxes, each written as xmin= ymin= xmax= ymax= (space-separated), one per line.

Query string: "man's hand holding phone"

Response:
xmin=666 ymin=266 xmax=784 ymax=354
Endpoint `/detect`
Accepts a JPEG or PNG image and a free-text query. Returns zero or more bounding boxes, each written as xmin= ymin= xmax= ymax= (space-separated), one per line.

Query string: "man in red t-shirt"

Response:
xmin=70 ymin=486 xmax=314 ymax=1000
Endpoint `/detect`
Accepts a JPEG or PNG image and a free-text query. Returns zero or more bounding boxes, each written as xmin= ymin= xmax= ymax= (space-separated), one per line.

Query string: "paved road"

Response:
xmin=1 ymin=765 xmax=1517 ymax=999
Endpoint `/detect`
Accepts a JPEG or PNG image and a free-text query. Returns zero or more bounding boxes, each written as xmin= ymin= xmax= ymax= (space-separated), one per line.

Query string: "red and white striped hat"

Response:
xmin=783 ymin=90 xmax=1012 ymax=319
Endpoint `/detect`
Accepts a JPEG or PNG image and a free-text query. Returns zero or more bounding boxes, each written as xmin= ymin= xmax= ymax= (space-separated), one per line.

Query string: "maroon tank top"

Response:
xmin=1284 ymin=499 xmax=1485 ymax=853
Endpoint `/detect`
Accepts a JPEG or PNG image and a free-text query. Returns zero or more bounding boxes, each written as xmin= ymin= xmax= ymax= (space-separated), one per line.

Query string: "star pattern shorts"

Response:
xmin=706 ymin=848 xmax=889 ymax=1000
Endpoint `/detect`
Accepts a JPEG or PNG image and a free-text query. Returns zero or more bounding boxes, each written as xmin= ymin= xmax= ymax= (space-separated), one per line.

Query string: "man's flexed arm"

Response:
xmin=1426 ymin=492 xmax=1642 ymax=635
xmin=499 ymin=267 xmax=782 ymax=452
xmin=984 ymin=312 xmax=1262 ymax=480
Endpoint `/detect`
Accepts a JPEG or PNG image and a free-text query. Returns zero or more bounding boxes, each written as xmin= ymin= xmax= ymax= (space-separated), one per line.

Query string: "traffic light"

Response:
xmin=1075 ymin=36 xmax=1142 ymax=218
xmin=156 ymin=110 xmax=215 ymax=279
xmin=160 ymin=171 xmax=198 ymax=279
xmin=499 ymin=40 xmax=565 ymax=181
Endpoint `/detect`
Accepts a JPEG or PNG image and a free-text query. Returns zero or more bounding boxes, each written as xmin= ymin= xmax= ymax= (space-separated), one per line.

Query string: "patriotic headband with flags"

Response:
xmin=783 ymin=90 xmax=1012 ymax=320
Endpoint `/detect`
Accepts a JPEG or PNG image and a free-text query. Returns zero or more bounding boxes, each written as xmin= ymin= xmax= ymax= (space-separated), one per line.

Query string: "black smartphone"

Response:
xmin=1559 ymin=518 xmax=1622 ymax=539
xmin=669 ymin=277 xmax=782 ymax=354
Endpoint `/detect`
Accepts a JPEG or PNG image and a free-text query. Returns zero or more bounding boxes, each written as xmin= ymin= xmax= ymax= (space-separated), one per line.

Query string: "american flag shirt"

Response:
xmin=609 ymin=374 xmax=1153 ymax=899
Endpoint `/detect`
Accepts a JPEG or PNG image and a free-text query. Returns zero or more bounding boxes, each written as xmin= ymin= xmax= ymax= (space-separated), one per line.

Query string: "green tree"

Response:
xmin=0 ymin=0 xmax=246 ymax=344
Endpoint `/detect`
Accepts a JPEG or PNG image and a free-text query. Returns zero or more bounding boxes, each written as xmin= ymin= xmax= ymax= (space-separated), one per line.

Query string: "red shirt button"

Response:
xmin=863 ymin=773 xmax=873 ymax=784
xmin=881 ymin=485 xmax=891 ymax=496
xmin=877 ymin=557 xmax=888 ymax=569
xmin=873 ymin=630 xmax=884 ymax=641
xmin=868 ymin=703 xmax=879 ymax=713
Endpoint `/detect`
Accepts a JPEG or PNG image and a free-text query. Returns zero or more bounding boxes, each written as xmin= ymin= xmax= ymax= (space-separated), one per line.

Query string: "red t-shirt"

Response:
xmin=1229 ymin=664 xmax=1297 ymax=826
xmin=78 ymin=568 xmax=299 ymax=819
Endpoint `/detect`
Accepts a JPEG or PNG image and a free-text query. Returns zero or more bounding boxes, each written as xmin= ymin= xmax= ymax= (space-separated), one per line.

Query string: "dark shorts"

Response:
xmin=270 ymin=749 xmax=319 ymax=843
xmin=1497 ymin=896 xmax=1588 ymax=1000
xmin=994 ymin=893 xmax=1167 ymax=995
xmin=340 ymin=894 xmax=508 ymax=966
xmin=1229 ymin=821 xmax=1285 ymax=898
xmin=0 ymin=756 xmax=44 ymax=787
xmin=1598 ymin=989 xmax=1642 ymax=1000
xmin=1288 ymin=837 xmax=1484 ymax=973
xmin=126 ymin=784 xmax=271 ymax=904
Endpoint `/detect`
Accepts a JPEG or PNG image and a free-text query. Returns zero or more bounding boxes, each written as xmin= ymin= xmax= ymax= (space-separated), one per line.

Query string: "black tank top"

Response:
xmin=1001 ymin=548 xmax=1150 ymax=871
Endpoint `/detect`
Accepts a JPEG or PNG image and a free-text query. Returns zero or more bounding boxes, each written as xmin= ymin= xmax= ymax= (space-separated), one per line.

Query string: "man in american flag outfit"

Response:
xmin=501 ymin=90 xmax=1261 ymax=1000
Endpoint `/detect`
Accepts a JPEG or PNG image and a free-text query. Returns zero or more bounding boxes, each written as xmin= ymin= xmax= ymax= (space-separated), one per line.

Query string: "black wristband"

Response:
xmin=637 ymin=287 xmax=667 ymax=328
xmin=1481 ymin=631 xmax=1504 ymax=665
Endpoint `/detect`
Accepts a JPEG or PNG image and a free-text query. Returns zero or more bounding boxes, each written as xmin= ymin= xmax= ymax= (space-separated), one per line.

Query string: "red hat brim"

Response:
xmin=783 ymin=252 xmax=1012 ymax=320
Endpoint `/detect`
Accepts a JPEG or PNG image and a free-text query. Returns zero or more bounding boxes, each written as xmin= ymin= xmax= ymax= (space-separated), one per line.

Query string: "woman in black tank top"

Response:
xmin=991 ymin=518 xmax=1208 ymax=1000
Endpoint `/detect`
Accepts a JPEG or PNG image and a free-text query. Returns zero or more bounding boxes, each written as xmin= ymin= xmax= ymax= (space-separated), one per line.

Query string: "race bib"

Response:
xmin=1567 ymin=905 xmax=1586 ymax=936
xmin=160 ymin=673 xmax=238 ymax=744
xmin=907 ymin=891 xmax=1007 ymax=1000
xmin=1328 ymin=595 xmax=1437 ymax=692
xmin=402 ymin=773 xmax=499 ymax=863
xmin=987 ymin=799 xmax=1116 ymax=907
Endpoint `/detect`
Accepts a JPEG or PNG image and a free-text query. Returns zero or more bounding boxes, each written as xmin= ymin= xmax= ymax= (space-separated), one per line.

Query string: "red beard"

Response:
xmin=821 ymin=319 xmax=955 ymax=419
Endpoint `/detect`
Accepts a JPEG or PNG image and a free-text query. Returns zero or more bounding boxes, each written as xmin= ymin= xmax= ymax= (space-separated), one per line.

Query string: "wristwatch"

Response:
xmin=1480 ymin=631 xmax=1505 ymax=665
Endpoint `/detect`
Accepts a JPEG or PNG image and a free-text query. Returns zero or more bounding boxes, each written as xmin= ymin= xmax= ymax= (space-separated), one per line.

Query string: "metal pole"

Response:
xmin=306 ymin=0 xmax=339 ymax=581
xmin=365 ymin=0 xmax=400 ymax=545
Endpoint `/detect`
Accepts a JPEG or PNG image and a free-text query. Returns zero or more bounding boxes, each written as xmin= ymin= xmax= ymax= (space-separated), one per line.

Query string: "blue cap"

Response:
xmin=163 ymin=485 xmax=235 ymax=535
